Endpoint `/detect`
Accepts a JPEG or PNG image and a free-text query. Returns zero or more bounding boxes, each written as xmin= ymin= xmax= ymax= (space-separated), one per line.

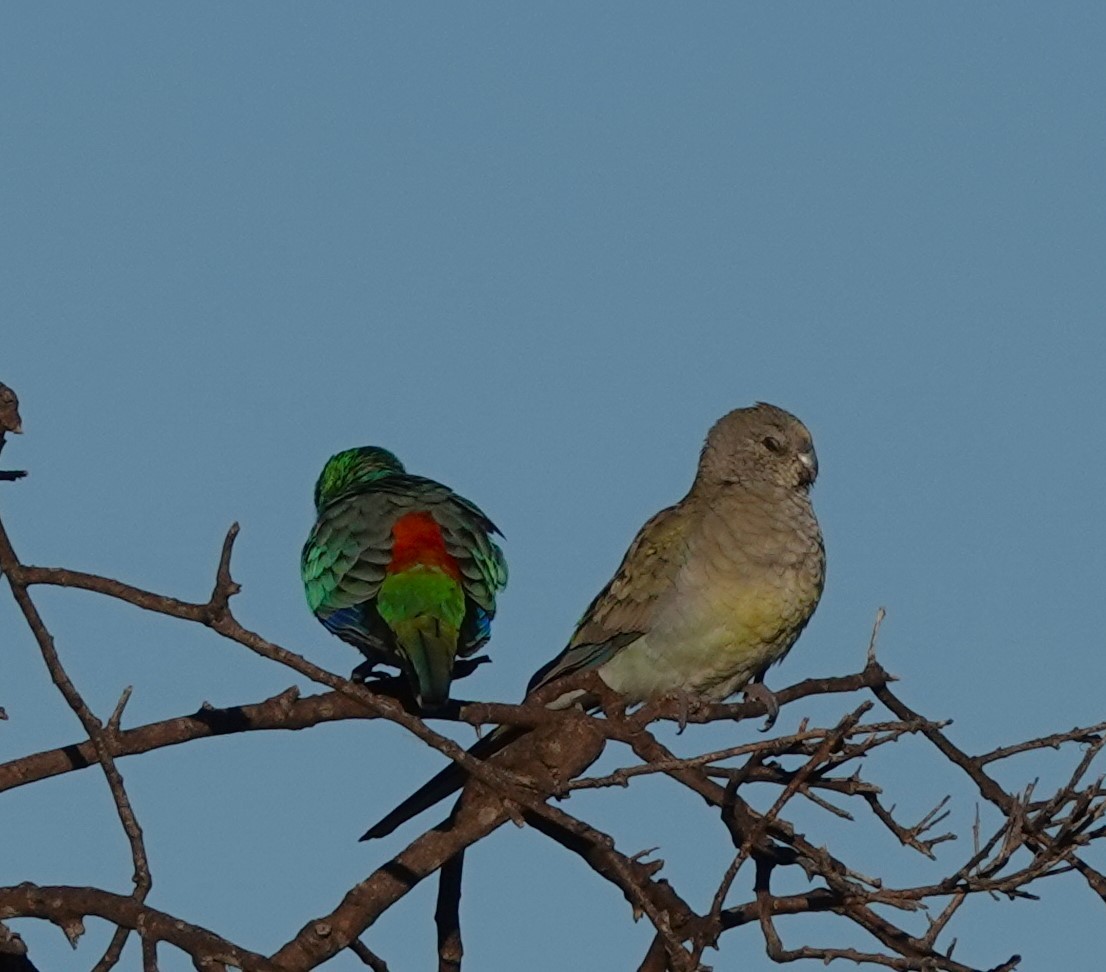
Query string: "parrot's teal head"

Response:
xmin=313 ymin=446 xmax=405 ymax=511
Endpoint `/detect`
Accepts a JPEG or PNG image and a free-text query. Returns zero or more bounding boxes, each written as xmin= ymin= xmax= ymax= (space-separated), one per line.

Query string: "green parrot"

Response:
xmin=361 ymin=402 xmax=824 ymax=839
xmin=302 ymin=446 xmax=507 ymax=710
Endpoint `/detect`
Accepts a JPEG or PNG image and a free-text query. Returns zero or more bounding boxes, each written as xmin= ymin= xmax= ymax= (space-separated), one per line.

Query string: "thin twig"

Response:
xmin=0 ymin=515 xmax=152 ymax=970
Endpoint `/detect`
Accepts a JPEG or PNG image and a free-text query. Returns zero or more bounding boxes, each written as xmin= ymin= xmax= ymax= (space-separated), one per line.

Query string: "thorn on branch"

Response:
xmin=207 ymin=523 xmax=242 ymax=619
xmin=107 ymin=686 xmax=134 ymax=735
xmin=504 ymin=800 xmax=526 ymax=828
xmin=866 ymin=607 xmax=886 ymax=664
xmin=349 ymin=938 xmax=391 ymax=971
xmin=58 ymin=916 xmax=85 ymax=949
xmin=274 ymin=685 xmax=301 ymax=714
xmin=800 ymin=787 xmax=853 ymax=820
xmin=914 ymin=794 xmax=953 ymax=832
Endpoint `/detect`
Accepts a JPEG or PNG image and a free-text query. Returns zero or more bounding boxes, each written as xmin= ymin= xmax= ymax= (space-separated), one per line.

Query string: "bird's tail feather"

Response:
xmin=394 ymin=615 xmax=458 ymax=710
xmin=360 ymin=723 xmax=523 ymax=840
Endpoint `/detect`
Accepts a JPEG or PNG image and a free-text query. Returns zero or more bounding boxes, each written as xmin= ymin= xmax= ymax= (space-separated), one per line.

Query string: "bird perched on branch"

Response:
xmin=0 ymin=383 xmax=26 ymax=481
xmin=362 ymin=402 xmax=825 ymax=840
xmin=302 ymin=446 xmax=508 ymax=711
xmin=0 ymin=384 xmax=21 ymax=436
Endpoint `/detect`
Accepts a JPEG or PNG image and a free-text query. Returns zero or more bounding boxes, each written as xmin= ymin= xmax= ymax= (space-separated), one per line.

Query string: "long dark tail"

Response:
xmin=359 ymin=723 xmax=524 ymax=840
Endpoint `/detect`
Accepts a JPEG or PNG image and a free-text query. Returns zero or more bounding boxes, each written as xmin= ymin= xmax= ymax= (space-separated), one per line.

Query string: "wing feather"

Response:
xmin=527 ymin=501 xmax=692 ymax=693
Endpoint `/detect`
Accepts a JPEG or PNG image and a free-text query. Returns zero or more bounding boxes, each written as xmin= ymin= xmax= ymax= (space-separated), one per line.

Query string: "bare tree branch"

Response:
xmin=0 ymin=515 xmax=153 ymax=969
xmin=3 ymin=502 xmax=1105 ymax=972
xmin=0 ymin=884 xmax=273 ymax=970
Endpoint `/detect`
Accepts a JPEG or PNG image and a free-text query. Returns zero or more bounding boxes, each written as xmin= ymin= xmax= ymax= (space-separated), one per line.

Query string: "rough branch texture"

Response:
xmin=3 ymin=430 xmax=1106 ymax=970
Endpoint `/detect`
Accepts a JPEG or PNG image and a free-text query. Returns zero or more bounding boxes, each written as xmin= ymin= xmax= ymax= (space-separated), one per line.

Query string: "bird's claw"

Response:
xmin=743 ymin=682 xmax=780 ymax=732
xmin=350 ymin=661 xmax=388 ymax=683
xmin=452 ymin=654 xmax=492 ymax=679
xmin=662 ymin=689 xmax=704 ymax=734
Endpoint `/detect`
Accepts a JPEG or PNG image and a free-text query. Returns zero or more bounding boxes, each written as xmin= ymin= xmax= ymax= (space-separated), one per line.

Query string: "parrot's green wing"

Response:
xmin=301 ymin=488 xmax=409 ymax=616
xmin=434 ymin=489 xmax=509 ymax=614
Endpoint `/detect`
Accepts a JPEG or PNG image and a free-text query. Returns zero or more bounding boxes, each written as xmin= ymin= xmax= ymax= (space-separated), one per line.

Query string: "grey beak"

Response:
xmin=798 ymin=447 xmax=818 ymax=484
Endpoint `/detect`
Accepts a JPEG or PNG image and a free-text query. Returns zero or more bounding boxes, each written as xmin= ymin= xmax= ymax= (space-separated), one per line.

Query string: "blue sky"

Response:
xmin=2 ymin=3 xmax=1105 ymax=969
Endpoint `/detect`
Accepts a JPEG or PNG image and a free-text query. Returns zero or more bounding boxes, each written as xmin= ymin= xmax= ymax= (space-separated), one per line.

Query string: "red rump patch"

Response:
xmin=388 ymin=512 xmax=462 ymax=580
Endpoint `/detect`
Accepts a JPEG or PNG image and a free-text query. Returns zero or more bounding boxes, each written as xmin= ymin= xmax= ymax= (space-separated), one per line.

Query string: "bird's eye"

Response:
xmin=762 ymin=436 xmax=784 ymax=454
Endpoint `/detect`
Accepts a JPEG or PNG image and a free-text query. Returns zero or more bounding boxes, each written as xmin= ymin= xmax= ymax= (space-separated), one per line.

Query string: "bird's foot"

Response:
xmin=743 ymin=682 xmax=780 ymax=732
xmin=452 ymin=654 xmax=492 ymax=680
xmin=566 ymin=669 xmax=627 ymax=722
xmin=657 ymin=689 xmax=706 ymax=734
xmin=0 ymin=470 xmax=26 ymax=482
xmin=350 ymin=660 xmax=390 ymax=683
